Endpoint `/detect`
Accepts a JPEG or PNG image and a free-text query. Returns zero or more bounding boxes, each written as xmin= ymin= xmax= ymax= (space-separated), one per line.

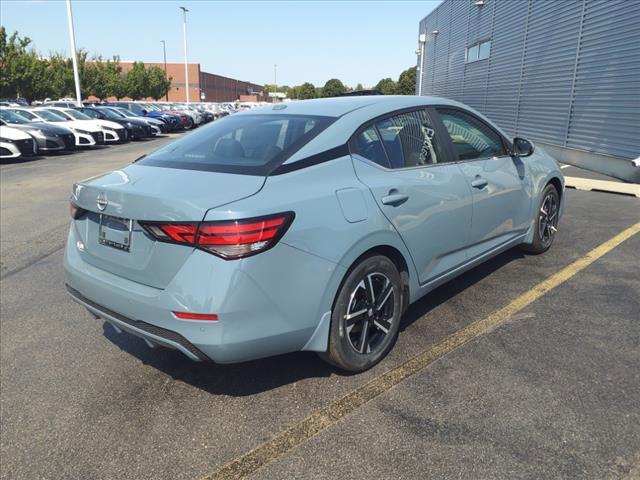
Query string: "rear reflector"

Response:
xmin=140 ymin=212 xmax=294 ymax=260
xmin=173 ymin=312 xmax=219 ymax=321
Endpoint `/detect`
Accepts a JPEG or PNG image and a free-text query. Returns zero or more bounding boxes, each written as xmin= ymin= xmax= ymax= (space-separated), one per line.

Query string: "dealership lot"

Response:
xmin=1 ymin=142 xmax=639 ymax=479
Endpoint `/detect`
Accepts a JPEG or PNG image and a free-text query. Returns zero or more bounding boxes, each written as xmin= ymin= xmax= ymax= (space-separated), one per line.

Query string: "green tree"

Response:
xmin=103 ymin=56 xmax=125 ymax=100
xmin=288 ymin=85 xmax=300 ymax=99
xmin=355 ymin=83 xmax=364 ymax=91
xmin=124 ymin=61 xmax=148 ymax=100
xmin=396 ymin=66 xmax=417 ymax=95
xmin=321 ymin=78 xmax=346 ymax=98
xmin=146 ymin=66 xmax=171 ymax=100
xmin=298 ymin=82 xmax=316 ymax=99
xmin=374 ymin=77 xmax=397 ymax=95
xmin=0 ymin=27 xmax=53 ymax=102
xmin=46 ymin=54 xmax=75 ymax=99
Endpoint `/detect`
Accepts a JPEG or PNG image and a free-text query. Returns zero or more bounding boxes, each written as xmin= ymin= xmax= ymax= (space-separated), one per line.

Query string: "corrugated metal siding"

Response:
xmin=417 ymin=0 xmax=640 ymax=160
xmin=566 ymin=0 xmax=640 ymax=158
xmin=483 ymin=0 xmax=528 ymax=136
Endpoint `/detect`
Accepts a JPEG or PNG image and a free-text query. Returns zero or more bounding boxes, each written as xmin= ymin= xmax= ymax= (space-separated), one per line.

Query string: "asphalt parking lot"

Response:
xmin=1 ymin=141 xmax=639 ymax=480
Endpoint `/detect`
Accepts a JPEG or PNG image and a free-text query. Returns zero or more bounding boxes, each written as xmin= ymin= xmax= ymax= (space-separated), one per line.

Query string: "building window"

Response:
xmin=466 ymin=40 xmax=491 ymax=62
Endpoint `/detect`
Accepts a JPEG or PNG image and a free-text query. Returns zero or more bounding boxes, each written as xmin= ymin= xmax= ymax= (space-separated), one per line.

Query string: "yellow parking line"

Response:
xmin=202 ymin=222 xmax=640 ymax=480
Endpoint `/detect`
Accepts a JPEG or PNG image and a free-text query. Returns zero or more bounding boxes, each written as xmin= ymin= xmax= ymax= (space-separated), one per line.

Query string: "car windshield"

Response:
xmin=79 ymin=109 xmax=99 ymax=119
xmin=98 ymin=108 xmax=123 ymax=120
xmin=0 ymin=110 xmax=30 ymax=124
xmin=116 ymin=108 xmax=137 ymax=117
xmin=99 ymin=108 xmax=124 ymax=119
xmin=64 ymin=109 xmax=91 ymax=120
xmin=35 ymin=110 xmax=66 ymax=122
xmin=139 ymin=114 xmax=335 ymax=175
xmin=13 ymin=109 xmax=38 ymax=121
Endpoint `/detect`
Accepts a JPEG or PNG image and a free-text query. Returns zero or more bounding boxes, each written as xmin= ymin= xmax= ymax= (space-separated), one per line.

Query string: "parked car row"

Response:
xmin=0 ymin=97 xmax=262 ymax=160
xmin=0 ymin=100 xmax=239 ymax=160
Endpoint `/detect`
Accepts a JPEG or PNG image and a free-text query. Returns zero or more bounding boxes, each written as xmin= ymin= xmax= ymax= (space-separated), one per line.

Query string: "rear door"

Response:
xmin=351 ymin=108 xmax=473 ymax=285
xmin=434 ymin=107 xmax=533 ymax=259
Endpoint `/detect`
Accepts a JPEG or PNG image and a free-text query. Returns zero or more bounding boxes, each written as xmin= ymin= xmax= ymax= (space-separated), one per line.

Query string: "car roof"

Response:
xmin=239 ymin=95 xmax=464 ymax=118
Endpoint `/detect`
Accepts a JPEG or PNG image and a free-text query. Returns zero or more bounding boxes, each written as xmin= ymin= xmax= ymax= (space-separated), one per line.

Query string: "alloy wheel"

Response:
xmin=538 ymin=192 xmax=559 ymax=248
xmin=343 ymin=272 xmax=396 ymax=354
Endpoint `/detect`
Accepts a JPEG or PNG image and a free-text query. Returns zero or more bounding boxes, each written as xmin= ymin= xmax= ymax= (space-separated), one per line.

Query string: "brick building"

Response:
xmin=111 ymin=62 xmax=266 ymax=103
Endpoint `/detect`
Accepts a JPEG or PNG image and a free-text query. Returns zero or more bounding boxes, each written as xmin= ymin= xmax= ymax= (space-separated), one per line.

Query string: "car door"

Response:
xmin=434 ymin=107 xmax=533 ymax=259
xmin=351 ymin=108 xmax=473 ymax=285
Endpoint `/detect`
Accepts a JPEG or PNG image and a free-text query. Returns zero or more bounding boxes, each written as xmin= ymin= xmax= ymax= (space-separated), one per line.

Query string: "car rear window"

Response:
xmin=139 ymin=114 xmax=336 ymax=175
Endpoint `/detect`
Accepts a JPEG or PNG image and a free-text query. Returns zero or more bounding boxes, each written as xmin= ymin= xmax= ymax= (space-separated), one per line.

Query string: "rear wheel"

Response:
xmin=320 ymin=255 xmax=402 ymax=372
xmin=521 ymin=184 xmax=560 ymax=254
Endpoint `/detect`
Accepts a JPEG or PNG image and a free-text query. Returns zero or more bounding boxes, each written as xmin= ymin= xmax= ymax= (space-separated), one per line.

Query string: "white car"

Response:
xmin=43 ymin=107 xmax=125 ymax=143
xmin=107 ymin=107 xmax=163 ymax=136
xmin=30 ymin=108 xmax=102 ymax=147
xmin=0 ymin=124 xmax=38 ymax=159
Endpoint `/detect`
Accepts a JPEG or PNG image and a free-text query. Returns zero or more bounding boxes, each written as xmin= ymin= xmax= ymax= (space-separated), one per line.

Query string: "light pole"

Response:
xmin=179 ymin=6 xmax=190 ymax=105
xmin=417 ymin=33 xmax=426 ymax=96
xmin=274 ymin=63 xmax=277 ymax=93
xmin=65 ymin=0 xmax=82 ymax=106
xmin=160 ymin=40 xmax=169 ymax=101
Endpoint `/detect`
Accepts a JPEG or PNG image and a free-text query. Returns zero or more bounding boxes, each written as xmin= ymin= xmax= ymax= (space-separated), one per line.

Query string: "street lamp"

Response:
xmin=179 ymin=6 xmax=190 ymax=105
xmin=274 ymin=64 xmax=278 ymax=98
xmin=160 ymin=40 xmax=169 ymax=101
xmin=65 ymin=0 xmax=82 ymax=106
xmin=417 ymin=33 xmax=427 ymax=96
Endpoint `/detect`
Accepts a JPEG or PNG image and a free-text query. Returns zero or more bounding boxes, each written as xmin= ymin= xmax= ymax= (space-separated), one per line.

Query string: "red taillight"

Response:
xmin=173 ymin=311 xmax=219 ymax=321
xmin=140 ymin=212 xmax=294 ymax=260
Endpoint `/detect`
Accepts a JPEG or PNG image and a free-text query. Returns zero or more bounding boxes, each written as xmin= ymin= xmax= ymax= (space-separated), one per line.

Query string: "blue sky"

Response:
xmin=1 ymin=0 xmax=439 ymax=88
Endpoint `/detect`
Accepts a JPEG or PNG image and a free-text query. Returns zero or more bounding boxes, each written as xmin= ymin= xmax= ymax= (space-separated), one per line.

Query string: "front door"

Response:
xmin=351 ymin=108 xmax=473 ymax=285
xmin=435 ymin=107 xmax=533 ymax=259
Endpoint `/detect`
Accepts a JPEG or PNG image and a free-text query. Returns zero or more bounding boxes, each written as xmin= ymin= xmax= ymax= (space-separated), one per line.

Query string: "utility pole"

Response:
xmin=417 ymin=33 xmax=426 ymax=96
xmin=65 ymin=0 xmax=82 ymax=106
xmin=160 ymin=40 xmax=169 ymax=101
xmin=180 ymin=6 xmax=190 ymax=105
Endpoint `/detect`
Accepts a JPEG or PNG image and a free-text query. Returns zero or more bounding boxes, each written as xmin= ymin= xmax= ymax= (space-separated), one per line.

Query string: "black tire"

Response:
xmin=320 ymin=255 xmax=403 ymax=372
xmin=521 ymin=184 xmax=560 ymax=254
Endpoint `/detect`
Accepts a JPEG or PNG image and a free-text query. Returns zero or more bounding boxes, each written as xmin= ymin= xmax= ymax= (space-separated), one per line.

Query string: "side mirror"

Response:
xmin=141 ymin=109 xmax=148 ymax=115
xmin=513 ymin=137 xmax=534 ymax=157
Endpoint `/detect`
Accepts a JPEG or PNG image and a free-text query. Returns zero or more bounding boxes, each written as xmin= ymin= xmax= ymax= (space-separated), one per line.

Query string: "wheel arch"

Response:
xmin=302 ymin=234 xmax=417 ymax=353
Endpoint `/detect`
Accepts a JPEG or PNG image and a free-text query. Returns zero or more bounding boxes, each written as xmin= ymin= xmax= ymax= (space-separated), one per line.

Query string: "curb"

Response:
xmin=564 ymin=176 xmax=640 ymax=198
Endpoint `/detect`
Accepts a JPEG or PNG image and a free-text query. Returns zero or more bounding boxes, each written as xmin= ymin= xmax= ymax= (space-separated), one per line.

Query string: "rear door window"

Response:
xmin=374 ymin=109 xmax=444 ymax=168
xmin=139 ymin=114 xmax=335 ymax=175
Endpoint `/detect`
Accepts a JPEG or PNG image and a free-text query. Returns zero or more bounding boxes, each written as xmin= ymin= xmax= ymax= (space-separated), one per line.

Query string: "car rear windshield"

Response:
xmin=139 ymin=114 xmax=336 ymax=175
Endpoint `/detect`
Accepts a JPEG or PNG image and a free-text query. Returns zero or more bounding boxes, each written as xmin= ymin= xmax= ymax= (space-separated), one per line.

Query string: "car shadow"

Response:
xmin=102 ymin=247 xmax=526 ymax=397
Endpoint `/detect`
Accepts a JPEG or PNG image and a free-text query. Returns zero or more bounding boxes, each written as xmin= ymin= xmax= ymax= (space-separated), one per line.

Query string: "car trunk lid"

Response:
xmin=71 ymin=164 xmax=265 ymax=288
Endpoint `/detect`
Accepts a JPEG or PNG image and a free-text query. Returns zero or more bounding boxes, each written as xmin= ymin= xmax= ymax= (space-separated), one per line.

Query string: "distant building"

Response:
xmin=91 ymin=61 xmax=267 ymax=103
xmin=416 ymin=0 xmax=639 ymax=182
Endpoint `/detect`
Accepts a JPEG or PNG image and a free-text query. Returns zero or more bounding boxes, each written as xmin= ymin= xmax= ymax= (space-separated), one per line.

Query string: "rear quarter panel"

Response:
xmin=202 ymin=157 xmax=418 ymax=337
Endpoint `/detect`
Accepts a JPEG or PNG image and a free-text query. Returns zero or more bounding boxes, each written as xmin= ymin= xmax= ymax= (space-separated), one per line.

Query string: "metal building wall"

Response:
xmin=417 ymin=0 xmax=640 ymax=167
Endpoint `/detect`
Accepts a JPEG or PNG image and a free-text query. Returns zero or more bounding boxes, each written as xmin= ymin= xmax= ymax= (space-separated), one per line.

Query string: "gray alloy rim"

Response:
xmin=538 ymin=192 xmax=559 ymax=248
xmin=343 ymin=272 xmax=396 ymax=355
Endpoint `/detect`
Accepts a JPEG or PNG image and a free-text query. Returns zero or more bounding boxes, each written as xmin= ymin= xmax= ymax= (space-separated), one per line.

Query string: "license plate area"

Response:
xmin=98 ymin=214 xmax=133 ymax=252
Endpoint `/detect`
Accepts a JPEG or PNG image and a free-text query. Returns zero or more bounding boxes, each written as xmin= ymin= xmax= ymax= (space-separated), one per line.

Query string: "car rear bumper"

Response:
xmin=64 ymin=225 xmax=342 ymax=363
xmin=66 ymin=284 xmax=209 ymax=361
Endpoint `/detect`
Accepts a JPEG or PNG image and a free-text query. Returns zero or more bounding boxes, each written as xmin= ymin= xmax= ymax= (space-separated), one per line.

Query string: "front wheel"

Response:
xmin=521 ymin=184 xmax=560 ymax=254
xmin=320 ymin=255 xmax=403 ymax=372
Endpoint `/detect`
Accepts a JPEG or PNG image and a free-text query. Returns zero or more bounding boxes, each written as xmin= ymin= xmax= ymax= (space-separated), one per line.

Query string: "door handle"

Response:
xmin=471 ymin=176 xmax=488 ymax=189
xmin=381 ymin=192 xmax=409 ymax=206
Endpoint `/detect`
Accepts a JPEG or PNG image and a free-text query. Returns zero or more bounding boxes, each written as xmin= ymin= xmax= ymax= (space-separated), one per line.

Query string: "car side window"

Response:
xmin=437 ymin=108 xmax=506 ymax=161
xmin=375 ymin=109 xmax=444 ymax=168
xmin=353 ymin=126 xmax=390 ymax=168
